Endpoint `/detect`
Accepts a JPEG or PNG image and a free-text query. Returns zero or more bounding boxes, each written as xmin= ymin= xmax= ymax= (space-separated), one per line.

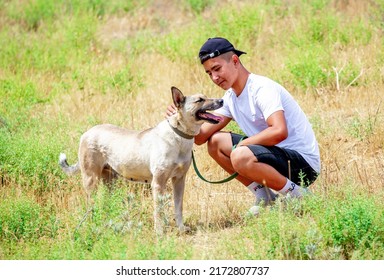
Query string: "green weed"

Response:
xmin=0 ymin=197 xmax=59 ymax=241
xmin=346 ymin=110 xmax=380 ymax=141
xmin=321 ymin=194 xmax=384 ymax=259
xmin=185 ymin=0 xmax=213 ymax=14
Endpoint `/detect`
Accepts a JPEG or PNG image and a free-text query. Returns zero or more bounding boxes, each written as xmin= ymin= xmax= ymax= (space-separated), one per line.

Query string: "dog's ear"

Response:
xmin=171 ymin=86 xmax=185 ymax=108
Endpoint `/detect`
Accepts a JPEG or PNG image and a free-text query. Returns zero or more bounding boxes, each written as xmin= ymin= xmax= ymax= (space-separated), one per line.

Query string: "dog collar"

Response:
xmin=167 ymin=120 xmax=195 ymax=140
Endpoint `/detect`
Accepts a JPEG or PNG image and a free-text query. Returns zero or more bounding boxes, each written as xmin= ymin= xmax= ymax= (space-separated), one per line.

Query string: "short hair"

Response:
xmin=221 ymin=51 xmax=236 ymax=62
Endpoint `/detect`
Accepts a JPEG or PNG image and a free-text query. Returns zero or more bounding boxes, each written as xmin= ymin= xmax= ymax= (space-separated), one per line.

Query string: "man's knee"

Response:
xmin=207 ymin=132 xmax=221 ymax=157
xmin=207 ymin=132 xmax=231 ymax=157
xmin=231 ymin=146 xmax=256 ymax=171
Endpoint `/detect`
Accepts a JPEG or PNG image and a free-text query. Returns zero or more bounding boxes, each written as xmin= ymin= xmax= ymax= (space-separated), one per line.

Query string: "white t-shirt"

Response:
xmin=215 ymin=73 xmax=321 ymax=173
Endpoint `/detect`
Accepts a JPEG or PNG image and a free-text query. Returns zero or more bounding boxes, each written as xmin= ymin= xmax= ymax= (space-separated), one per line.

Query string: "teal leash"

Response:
xmin=191 ymin=152 xmax=238 ymax=184
xmin=191 ymin=135 xmax=247 ymax=184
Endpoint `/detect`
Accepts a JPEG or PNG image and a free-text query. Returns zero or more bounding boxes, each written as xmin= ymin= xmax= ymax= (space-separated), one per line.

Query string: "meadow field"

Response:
xmin=1 ymin=0 xmax=384 ymax=260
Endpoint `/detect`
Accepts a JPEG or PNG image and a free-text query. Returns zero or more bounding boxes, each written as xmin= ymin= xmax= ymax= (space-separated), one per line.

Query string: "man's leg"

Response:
xmin=207 ymin=131 xmax=250 ymax=185
xmin=230 ymin=146 xmax=306 ymax=198
xmin=207 ymin=132 xmax=277 ymax=203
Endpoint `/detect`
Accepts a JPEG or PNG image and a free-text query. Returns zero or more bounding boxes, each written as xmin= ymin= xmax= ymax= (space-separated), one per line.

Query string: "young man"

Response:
xmin=168 ymin=37 xmax=320 ymax=208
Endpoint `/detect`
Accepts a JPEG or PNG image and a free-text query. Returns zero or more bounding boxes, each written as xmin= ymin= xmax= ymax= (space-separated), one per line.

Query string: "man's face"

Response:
xmin=202 ymin=54 xmax=238 ymax=90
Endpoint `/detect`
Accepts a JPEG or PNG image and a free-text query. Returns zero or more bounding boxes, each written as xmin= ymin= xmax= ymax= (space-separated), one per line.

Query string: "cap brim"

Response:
xmin=199 ymin=49 xmax=247 ymax=64
xmin=234 ymin=50 xmax=246 ymax=56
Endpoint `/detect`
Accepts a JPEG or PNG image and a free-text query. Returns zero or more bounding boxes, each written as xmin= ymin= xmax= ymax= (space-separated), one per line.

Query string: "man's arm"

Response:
xmin=194 ymin=115 xmax=231 ymax=145
xmin=238 ymin=110 xmax=288 ymax=146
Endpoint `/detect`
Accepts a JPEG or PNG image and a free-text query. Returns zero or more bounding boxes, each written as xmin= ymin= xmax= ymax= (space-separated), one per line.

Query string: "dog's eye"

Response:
xmin=196 ymin=98 xmax=204 ymax=103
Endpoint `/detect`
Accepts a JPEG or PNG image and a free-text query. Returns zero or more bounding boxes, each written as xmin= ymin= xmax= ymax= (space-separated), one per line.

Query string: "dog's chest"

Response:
xmin=152 ymin=140 xmax=192 ymax=165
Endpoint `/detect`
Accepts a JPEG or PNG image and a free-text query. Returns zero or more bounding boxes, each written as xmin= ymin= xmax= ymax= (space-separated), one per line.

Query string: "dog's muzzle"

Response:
xmin=196 ymin=99 xmax=224 ymax=124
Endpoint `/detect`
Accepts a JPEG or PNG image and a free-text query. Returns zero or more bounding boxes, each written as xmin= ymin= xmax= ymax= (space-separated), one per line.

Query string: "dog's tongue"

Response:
xmin=200 ymin=112 xmax=224 ymax=122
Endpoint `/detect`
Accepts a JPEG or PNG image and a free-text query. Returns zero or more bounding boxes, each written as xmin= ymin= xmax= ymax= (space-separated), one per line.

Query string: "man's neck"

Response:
xmin=232 ymin=69 xmax=250 ymax=96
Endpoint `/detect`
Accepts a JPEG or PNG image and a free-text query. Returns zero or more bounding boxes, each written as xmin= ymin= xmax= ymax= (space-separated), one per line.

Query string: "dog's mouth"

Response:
xmin=196 ymin=100 xmax=224 ymax=124
xmin=196 ymin=110 xmax=224 ymax=124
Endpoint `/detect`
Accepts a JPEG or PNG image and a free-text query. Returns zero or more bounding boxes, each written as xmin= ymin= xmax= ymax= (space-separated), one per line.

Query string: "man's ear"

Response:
xmin=232 ymin=54 xmax=239 ymax=66
xmin=171 ymin=86 xmax=185 ymax=108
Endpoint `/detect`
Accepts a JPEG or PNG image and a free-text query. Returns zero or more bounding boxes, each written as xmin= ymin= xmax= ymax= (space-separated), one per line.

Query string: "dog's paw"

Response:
xmin=178 ymin=225 xmax=191 ymax=234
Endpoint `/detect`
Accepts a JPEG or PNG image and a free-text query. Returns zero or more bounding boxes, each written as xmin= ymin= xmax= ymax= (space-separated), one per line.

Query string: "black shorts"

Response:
xmin=231 ymin=133 xmax=318 ymax=187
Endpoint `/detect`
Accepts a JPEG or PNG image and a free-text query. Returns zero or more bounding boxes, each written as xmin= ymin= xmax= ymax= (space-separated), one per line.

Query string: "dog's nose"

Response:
xmin=218 ymin=99 xmax=224 ymax=106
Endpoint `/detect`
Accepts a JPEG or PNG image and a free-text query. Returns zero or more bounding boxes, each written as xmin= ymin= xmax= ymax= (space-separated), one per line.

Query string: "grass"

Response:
xmin=1 ymin=0 xmax=384 ymax=260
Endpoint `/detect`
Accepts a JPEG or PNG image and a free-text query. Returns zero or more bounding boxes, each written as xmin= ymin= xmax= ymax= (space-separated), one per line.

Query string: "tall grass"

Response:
xmin=1 ymin=0 xmax=384 ymax=259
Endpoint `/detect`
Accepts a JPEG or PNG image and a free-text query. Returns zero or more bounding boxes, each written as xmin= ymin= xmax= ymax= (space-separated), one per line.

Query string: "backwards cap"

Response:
xmin=198 ymin=37 xmax=246 ymax=64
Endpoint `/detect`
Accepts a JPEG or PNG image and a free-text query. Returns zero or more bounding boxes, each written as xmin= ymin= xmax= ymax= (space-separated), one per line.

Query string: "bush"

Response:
xmin=0 ymin=197 xmax=58 ymax=241
xmin=321 ymin=195 xmax=384 ymax=259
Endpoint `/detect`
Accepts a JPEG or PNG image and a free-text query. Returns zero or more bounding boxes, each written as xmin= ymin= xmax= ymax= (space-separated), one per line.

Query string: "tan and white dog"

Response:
xmin=59 ymin=86 xmax=223 ymax=234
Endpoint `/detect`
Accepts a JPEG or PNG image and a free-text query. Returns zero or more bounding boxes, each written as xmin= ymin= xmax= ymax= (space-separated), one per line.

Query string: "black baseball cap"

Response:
xmin=198 ymin=37 xmax=247 ymax=64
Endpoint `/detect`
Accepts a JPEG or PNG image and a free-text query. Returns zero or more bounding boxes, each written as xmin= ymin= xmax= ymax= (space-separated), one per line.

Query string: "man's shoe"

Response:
xmin=247 ymin=205 xmax=261 ymax=216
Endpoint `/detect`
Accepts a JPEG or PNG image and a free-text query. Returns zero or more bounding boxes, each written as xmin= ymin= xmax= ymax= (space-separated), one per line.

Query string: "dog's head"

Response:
xmin=171 ymin=86 xmax=224 ymax=124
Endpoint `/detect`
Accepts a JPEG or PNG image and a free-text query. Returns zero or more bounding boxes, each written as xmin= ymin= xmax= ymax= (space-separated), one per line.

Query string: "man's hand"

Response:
xmin=165 ymin=104 xmax=177 ymax=118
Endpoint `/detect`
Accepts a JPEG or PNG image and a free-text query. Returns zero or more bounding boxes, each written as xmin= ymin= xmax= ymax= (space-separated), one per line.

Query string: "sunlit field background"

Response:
xmin=1 ymin=0 xmax=384 ymax=260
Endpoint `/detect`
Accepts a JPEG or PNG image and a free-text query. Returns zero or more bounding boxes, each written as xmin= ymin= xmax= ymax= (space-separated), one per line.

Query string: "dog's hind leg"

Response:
xmin=81 ymin=171 xmax=100 ymax=206
xmin=78 ymin=145 xmax=105 ymax=206
xmin=172 ymin=174 xmax=190 ymax=233
xmin=101 ymin=164 xmax=118 ymax=185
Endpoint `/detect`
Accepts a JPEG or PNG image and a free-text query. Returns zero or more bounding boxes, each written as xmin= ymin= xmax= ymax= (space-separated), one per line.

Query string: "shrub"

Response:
xmin=0 ymin=197 xmax=58 ymax=241
xmin=321 ymin=195 xmax=383 ymax=259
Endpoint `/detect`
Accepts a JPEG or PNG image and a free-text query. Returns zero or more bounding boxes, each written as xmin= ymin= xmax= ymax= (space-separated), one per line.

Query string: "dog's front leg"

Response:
xmin=172 ymin=174 xmax=190 ymax=233
xmin=151 ymin=176 xmax=167 ymax=235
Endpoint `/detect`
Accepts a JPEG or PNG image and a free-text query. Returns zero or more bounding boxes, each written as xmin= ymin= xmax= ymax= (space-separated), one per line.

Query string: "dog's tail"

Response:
xmin=59 ymin=153 xmax=80 ymax=176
